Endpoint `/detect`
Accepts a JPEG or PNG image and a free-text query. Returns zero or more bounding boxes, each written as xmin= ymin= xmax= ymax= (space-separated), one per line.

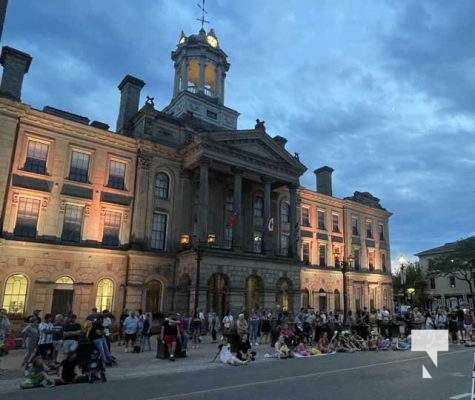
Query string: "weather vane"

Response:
xmin=197 ymin=0 xmax=210 ymax=29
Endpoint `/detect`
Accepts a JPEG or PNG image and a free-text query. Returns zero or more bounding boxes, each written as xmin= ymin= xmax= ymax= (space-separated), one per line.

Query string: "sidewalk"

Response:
xmin=0 ymin=336 xmax=272 ymax=393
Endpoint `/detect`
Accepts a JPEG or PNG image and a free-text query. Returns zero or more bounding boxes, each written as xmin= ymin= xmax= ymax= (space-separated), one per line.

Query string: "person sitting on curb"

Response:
xmin=236 ymin=333 xmax=256 ymax=362
xmin=20 ymin=356 xmax=55 ymax=389
xmin=211 ymin=336 xmax=249 ymax=366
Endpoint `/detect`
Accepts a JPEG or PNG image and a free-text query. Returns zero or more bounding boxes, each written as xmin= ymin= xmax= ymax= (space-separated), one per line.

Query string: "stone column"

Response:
xmin=199 ymin=56 xmax=206 ymax=93
xmin=262 ymin=176 xmax=272 ymax=254
xmin=232 ymin=167 xmax=243 ymax=250
xmin=288 ymin=183 xmax=298 ymax=258
xmin=197 ymin=157 xmax=210 ymax=241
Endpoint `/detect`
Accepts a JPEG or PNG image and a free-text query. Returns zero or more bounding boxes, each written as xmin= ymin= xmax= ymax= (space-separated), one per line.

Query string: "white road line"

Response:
xmin=145 ymin=350 xmax=469 ymax=400
xmin=449 ymin=393 xmax=471 ymax=399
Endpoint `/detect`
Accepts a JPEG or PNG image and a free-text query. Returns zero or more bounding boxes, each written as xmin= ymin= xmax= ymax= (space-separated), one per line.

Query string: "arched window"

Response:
xmin=2 ymin=274 xmax=28 ymax=315
xmin=96 ymin=278 xmax=114 ymax=312
xmin=280 ymin=202 xmax=290 ymax=223
xmin=154 ymin=173 xmax=169 ymax=199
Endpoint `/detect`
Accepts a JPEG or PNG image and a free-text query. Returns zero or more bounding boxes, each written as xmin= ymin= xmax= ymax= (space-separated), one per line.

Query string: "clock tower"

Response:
xmin=163 ymin=27 xmax=239 ymax=130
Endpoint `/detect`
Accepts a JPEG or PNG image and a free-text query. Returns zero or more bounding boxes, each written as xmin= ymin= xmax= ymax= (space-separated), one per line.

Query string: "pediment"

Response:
xmin=208 ymin=131 xmax=297 ymax=167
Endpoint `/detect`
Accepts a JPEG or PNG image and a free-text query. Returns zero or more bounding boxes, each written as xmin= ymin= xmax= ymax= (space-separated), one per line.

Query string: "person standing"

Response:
xmin=249 ymin=309 xmax=261 ymax=346
xmin=21 ymin=316 xmax=39 ymax=367
xmin=161 ymin=314 xmax=180 ymax=361
xmin=122 ymin=311 xmax=139 ymax=353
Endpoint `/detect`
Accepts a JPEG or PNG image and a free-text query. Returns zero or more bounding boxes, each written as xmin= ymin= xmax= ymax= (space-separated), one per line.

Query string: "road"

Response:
xmin=5 ymin=347 xmax=474 ymax=400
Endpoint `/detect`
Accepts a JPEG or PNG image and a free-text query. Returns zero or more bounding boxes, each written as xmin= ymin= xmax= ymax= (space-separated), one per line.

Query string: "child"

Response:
xmin=236 ymin=334 xmax=256 ymax=361
xmin=20 ymin=356 xmax=55 ymax=389
xmin=296 ymin=339 xmax=310 ymax=356
xmin=275 ymin=335 xmax=292 ymax=359
xmin=211 ymin=337 xmax=249 ymax=366
xmin=57 ymin=351 xmax=80 ymax=384
xmin=83 ymin=350 xmax=107 ymax=383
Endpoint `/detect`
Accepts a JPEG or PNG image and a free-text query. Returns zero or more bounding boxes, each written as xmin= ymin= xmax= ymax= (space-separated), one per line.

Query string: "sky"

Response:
xmin=2 ymin=0 xmax=474 ymax=269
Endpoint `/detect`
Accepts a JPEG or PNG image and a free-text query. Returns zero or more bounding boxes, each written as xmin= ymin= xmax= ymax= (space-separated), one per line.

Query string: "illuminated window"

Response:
xmin=280 ymin=202 xmax=290 ymax=223
xmin=96 ymin=278 xmax=114 ymax=312
xmin=102 ymin=211 xmax=121 ymax=246
xmin=368 ymin=251 xmax=375 ymax=270
xmin=108 ymin=160 xmax=126 ymax=190
xmin=61 ymin=204 xmax=84 ymax=243
xmin=154 ymin=173 xmax=169 ymax=199
xmin=56 ymin=276 xmax=73 ymax=284
xmin=14 ymin=197 xmax=40 ymax=238
xmin=24 ymin=140 xmax=48 ymax=174
xmin=253 ymin=196 xmax=263 ymax=217
xmin=354 ymin=249 xmax=361 ymax=270
xmin=381 ymin=254 xmax=387 ymax=273
xmin=69 ymin=151 xmax=90 ymax=183
xmin=2 ymin=274 xmax=28 ymax=315
xmin=151 ymin=213 xmax=167 ymax=250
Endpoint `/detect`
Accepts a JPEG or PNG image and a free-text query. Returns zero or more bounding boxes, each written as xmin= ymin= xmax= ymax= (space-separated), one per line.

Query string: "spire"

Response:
xmin=197 ymin=0 xmax=209 ymax=29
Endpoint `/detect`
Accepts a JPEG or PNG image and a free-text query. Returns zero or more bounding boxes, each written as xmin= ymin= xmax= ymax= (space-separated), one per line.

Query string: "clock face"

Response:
xmin=207 ymin=36 xmax=218 ymax=48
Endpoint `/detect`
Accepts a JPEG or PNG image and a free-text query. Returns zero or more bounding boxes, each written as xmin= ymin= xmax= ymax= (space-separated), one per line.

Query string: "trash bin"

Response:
xmin=156 ymin=337 xmax=186 ymax=359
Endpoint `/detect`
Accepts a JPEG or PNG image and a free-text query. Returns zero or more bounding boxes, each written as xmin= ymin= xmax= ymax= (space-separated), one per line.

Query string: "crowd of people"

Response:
xmin=0 ymin=303 xmax=473 ymax=384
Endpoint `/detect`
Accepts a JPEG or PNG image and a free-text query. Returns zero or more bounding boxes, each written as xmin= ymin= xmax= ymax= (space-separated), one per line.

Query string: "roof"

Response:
xmin=415 ymin=240 xmax=460 ymax=257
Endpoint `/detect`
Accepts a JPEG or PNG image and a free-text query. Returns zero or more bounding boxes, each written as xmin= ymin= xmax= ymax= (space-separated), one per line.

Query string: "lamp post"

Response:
xmin=335 ymin=251 xmax=354 ymax=321
xmin=398 ymin=255 xmax=407 ymax=304
xmin=179 ymin=233 xmax=216 ymax=312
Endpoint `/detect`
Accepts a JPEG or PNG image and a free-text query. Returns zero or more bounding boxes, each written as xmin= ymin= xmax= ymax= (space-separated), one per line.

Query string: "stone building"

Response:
xmin=0 ymin=10 xmax=393 ymax=320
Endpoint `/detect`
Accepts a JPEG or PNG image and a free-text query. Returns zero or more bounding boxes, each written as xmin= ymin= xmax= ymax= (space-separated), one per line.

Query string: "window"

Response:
xmin=154 ymin=173 xmax=169 ymax=199
xmin=366 ymin=220 xmax=373 ymax=239
xmin=68 ymin=151 xmax=90 ymax=183
xmin=378 ymin=223 xmax=385 ymax=241
xmin=253 ymin=196 xmax=263 ymax=217
xmin=449 ymin=276 xmax=456 ymax=288
xmin=14 ymin=197 xmax=40 ymax=238
xmin=281 ymin=202 xmax=290 ymax=223
xmin=281 ymin=234 xmax=289 ymax=256
xmin=368 ymin=251 xmax=375 ymax=270
xmin=354 ymin=249 xmax=361 ymax=270
xmin=2 ymin=274 xmax=28 ymax=315
xmin=224 ymin=227 xmax=232 ymax=249
xmin=319 ymin=244 xmax=326 ymax=267
xmin=61 ymin=204 xmax=84 ymax=243
xmin=381 ymin=254 xmax=387 ymax=273
xmin=102 ymin=211 xmax=121 ymax=246
xmin=302 ymin=207 xmax=310 ymax=227
xmin=225 ymin=190 xmax=234 ymax=212
xmin=302 ymin=242 xmax=310 ymax=264
xmin=24 ymin=140 xmax=48 ymax=174
xmin=108 ymin=159 xmax=126 ymax=190
xmin=318 ymin=210 xmax=326 ymax=230
xmin=430 ymin=278 xmax=436 ymax=289
xmin=352 ymin=217 xmax=359 ymax=236
xmin=253 ymin=231 xmax=262 ymax=252
xmin=151 ymin=213 xmax=167 ymax=250
xmin=96 ymin=278 xmax=114 ymax=312
xmin=332 ymin=214 xmax=340 ymax=232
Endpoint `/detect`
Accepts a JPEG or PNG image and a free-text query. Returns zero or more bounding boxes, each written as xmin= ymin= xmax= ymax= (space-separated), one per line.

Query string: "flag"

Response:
xmin=266 ymin=217 xmax=274 ymax=237
xmin=226 ymin=210 xmax=239 ymax=229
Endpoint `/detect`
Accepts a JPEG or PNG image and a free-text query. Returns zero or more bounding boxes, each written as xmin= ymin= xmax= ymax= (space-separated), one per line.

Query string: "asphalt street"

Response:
xmin=3 ymin=347 xmax=474 ymax=400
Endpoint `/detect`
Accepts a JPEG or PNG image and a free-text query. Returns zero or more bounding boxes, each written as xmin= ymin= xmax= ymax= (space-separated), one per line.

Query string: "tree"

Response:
xmin=392 ymin=261 xmax=424 ymax=305
xmin=427 ymin=236 xmax=475 ymax=298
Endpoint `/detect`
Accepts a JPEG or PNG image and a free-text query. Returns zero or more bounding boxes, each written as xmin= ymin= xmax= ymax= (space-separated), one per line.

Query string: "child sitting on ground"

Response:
xmin=275 ymin=335 xmax=292 ymax=359
xmin=295 ymin=339 xmax=310 ymax=356
xmin=20 ymin=356 xmax=55 ymax=389
xmin=211 ymin=337 xmax=249 ymax=366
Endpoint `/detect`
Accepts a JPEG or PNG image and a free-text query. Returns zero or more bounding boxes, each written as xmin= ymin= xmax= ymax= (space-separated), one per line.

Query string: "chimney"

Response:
xmin=314 ymin=166 xmax=334 ymax=196
xmin=116 ymin=74 xmax=145 ymax=135
xmin=0 ymin=46 xmax=32 ymax=101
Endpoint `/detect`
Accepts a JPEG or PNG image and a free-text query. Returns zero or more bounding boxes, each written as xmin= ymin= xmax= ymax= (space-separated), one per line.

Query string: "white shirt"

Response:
xmin=38 ymin=321 xmax=54 ymax=345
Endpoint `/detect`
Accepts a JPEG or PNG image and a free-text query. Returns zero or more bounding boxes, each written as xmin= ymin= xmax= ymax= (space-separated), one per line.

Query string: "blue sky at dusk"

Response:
xmin=3 ymin=0 xmax=474 ymax=269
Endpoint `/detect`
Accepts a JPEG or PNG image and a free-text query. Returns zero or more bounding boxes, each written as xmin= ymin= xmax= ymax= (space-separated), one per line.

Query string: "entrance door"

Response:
xmin=146 ymin=280 xmax=162 ymax=314
xmin=51 ymin=289 xmax=74 ymax=316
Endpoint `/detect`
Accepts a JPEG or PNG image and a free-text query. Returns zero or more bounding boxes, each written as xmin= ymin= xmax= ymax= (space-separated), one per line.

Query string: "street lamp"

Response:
xmin=335 ymin=250 xmax=354 ymax=321
xmin=179 ymin=233 xmax=216 ymax=312
xmin=398 ymin=255 xmax=407 ymax=304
